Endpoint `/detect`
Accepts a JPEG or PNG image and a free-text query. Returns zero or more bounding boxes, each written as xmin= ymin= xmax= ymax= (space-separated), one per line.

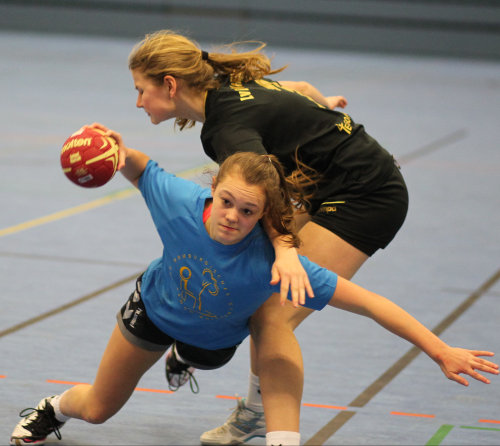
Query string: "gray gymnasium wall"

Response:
xmin=1 ymin=0 xmax=499 ymax=60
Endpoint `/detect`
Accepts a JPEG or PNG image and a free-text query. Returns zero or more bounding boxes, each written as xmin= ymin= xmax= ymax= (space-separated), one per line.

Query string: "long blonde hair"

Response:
xmin=128 ymin=30 xmax=286 ymax=130
xmin=214 ymin=152 xmax=318 ymax=248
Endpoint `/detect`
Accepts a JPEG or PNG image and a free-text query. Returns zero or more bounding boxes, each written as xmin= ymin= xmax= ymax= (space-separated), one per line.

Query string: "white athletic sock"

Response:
xmin=266 ymin=431 xmax=301 ymax=445
xmin=50 ymin=392 xmax=71 ymax=422
xmin=245 ymin=371 xmax=263 ymax=412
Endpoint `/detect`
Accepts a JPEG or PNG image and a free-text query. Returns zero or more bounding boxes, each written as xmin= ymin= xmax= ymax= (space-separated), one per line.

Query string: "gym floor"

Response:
xmin=1 ymin=30 xmax=499 ymax=445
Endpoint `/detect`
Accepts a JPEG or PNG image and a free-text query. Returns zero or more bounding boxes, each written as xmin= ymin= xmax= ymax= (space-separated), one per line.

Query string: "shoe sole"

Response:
xmin=10 ymin=439 xmax=46 ymax=446
xmin=200 ymin=431 xmax=266 ymax=445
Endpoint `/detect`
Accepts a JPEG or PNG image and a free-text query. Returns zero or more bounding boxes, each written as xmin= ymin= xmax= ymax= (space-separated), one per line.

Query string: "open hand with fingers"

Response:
xmin=270 ymin=246 xmax=314 ymax=307
xmin=436 ymin=348 xmax=499 ymax=386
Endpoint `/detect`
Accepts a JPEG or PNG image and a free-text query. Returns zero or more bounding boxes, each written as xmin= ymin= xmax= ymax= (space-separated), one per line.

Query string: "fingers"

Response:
xmin=452 ymin=357 xmax=499 ymax=385
xmin=277 ymin=276 xmax=306 ymax=307
xmin=271 ymin=268 xmax=311 ymax=307
xmin=471 ymin=360 xmax=499 ymax=376
xmin=269 ymin=265 xmax=280 ymax=285
xmin=470 ymin=350 xmax=496 ymax=359
xmin=282 ymin=277 xmax=299 ymax=307
xmin=467 ymin=369 xmax=491 ymax=384
xmin=449 ymin=372 xmax=469 ymax=387
xmin=304 ymin=277 xmax=315 ymax=299
xmin=280 ymin=277 xmax=290 ymax=306
xmin=117 ymin=148 xmax=127 ymax=171
xmin=326 ymin=96 xmax=348 ymax=109
xmin=88 ymin=122 xmax=107 ymax=131
xmin=269 ymin=266 xmax=288 ymax=306
xmin=468 ymin=351 xmax=499 ymax=376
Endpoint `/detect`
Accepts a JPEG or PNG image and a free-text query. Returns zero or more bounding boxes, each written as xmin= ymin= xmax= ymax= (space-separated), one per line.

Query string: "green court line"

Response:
xmin=426 ymin=424 xmax=454 ymax=445
xmin=0 ymin=162 xmax=216 ymax=238
xmin=460 ymin=425 xmax=500 ymax=432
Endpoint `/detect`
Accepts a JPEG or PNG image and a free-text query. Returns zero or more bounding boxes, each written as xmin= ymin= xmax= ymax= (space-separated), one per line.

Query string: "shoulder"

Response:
xmin=139 ymin=160 xmax=210 ymax=208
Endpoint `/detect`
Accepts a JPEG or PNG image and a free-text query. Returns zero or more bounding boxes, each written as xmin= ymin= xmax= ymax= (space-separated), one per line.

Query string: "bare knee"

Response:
xmin=79 ymin=400 xmax=119 ymax=425
xmin=249 ymin=295 xmax=313 ymax=336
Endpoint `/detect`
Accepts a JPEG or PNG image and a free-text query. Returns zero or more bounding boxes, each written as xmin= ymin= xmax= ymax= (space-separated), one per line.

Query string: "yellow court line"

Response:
xmin=0 ymin=189 xmax=137 ymax=238
xmin=1 ymin=162 xmax=216 ymax=238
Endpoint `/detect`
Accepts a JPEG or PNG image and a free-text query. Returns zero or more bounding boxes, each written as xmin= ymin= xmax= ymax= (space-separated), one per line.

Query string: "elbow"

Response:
xmin=293 ymin=81 xmax=312 ymax=95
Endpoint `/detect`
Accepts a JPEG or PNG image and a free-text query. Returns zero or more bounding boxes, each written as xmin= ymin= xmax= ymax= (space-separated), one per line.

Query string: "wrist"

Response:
xmin=428 ymin=341 xmax=450 ymax=364
xmin=271 ymin=235 xmax=295 ymax=249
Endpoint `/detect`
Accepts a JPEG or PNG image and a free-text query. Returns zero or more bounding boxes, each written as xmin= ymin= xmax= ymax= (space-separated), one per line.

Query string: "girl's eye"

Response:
xmin=243 ymin=209 xmax=253 ymax=216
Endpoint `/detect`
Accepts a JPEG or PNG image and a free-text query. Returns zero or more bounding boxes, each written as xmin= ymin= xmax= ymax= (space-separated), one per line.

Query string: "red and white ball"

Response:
xmin=60 ymin=127 xmax=119 ymax=188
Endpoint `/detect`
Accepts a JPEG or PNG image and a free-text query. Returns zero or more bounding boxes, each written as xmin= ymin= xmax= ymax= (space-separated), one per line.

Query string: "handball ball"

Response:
xmin=60 ymin=127 xmax=119 ymax=188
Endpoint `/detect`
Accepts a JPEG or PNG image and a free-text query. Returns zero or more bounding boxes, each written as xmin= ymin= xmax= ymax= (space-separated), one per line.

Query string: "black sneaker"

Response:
xmin=10 ymin=396 xmax=65 ymax=445
xmin=165 ymin=347 xmax=199 ymax=393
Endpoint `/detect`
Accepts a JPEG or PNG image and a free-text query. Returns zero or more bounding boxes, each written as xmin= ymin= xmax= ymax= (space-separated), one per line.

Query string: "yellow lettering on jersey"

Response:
xmin=230 ymin=82 xmax=254 ymax=101
xmin=255 ymin=79 xmax=282 ymax=91
xmin=335 ymin=114 xmax=352 ymax=135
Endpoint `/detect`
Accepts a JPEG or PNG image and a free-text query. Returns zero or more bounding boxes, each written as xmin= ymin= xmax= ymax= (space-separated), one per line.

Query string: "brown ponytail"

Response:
xmin=128 ymin=30 xmax=286 ymax=130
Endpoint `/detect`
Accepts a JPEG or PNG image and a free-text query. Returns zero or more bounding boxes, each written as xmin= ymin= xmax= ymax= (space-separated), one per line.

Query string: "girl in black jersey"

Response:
xmin=127 ymin=30 xmax=409 ymax=444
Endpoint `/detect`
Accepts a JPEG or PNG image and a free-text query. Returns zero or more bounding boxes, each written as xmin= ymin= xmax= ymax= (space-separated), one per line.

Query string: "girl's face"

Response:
xmin=209 ymin=173 xmax=266 ymax=245
xmin=131 ymin=69 xmax=175 ymax=125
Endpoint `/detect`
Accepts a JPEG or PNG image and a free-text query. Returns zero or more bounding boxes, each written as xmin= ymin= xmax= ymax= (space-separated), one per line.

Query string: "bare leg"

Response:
xmin=251 ymin=220 xmax=369 ymax=432
xmin=59 ymin=324 xmax=165 ymax=424
xmin=250 ymin=295 xmax=311 ymax=432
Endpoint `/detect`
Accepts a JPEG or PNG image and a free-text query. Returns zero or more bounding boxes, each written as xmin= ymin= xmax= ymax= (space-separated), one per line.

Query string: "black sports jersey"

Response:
xmin=201 ymin=78 xmax=395 ymax=209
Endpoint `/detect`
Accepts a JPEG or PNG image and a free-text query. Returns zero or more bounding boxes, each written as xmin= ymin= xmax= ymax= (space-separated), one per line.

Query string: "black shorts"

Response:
xmin=117 ymin=275 xmax=237 ymax=370
xmin=311 ymin=164 xmax=408 ymax=256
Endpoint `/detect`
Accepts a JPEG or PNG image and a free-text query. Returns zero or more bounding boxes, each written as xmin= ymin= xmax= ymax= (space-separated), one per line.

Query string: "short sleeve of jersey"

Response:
xmin=138 ymin=160 xmax=210 ymax=240
xmin=266 ymin=255 xmax=337 ymax=311
xmin=294 ymin=256 xmax=337 ymax=311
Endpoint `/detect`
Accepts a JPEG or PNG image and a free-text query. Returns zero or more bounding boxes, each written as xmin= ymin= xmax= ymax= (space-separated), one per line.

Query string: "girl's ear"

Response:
xmin=211 ymin=176 xmax=217 ymax=194
xmin=163 ymin=75 xmax=177 ymax=97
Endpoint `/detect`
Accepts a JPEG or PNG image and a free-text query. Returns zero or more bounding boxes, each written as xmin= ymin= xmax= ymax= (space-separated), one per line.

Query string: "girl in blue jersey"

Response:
xmin=10 ymin=130 xmax=498 ymax=446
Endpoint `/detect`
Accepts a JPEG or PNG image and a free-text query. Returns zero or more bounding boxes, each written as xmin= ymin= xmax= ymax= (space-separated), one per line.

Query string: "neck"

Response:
xmin=177 ymin=87 xmax=207 ymax=123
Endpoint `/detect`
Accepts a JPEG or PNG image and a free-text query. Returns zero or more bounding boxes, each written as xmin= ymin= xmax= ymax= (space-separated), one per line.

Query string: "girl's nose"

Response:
xmin=226 ymin=209 xmax=238 ymax=222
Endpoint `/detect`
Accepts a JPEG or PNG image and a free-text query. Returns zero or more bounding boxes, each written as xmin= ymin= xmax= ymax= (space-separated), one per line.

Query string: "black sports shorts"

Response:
xmin=311 ymin=163 xmax=408 ymax=256
xmin=117 ymin=275 xmax=237 ymax=370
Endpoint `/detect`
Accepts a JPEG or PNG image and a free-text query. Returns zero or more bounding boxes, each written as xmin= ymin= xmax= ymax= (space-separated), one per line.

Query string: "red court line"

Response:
xmin=47 ymin=379 xmax=173 ymax=394
xmin=391 ymin=411 xmax=435 ymax=418
xmin=216 ymin=395 xmax=346 ymax=410
xmin=479 ymin=419 xmax=500 ymax=424
xmin=216 ymin=395 xmax=241 ymax=400
xmin=135 ymin=387 xmax=174 ymax=394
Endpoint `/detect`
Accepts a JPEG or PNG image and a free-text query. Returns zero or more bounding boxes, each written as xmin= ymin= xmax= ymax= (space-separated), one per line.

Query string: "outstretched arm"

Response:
xmin=88 ymin=123 xmax=149 ymax=187
xmin=278 ymin=81 xmax=347 ymax=110
xmin=329 ymin=277 xmax=499 ymax=386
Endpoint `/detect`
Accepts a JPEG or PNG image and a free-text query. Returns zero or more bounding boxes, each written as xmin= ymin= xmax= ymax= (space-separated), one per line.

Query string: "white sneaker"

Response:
xmin=10 ymin=396 xmax=65 ymax=446
xmin=200 ymin=398 xmax=265 ymax=445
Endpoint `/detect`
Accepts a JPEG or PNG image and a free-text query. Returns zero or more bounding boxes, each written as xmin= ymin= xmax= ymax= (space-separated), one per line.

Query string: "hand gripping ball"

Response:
xmin=60 ymin=127 xmax=119 ymax=188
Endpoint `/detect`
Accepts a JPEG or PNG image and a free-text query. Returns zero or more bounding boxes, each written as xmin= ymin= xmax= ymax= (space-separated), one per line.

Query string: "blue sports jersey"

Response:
xmin=138 ymin=160 xmax=337 ymax=349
